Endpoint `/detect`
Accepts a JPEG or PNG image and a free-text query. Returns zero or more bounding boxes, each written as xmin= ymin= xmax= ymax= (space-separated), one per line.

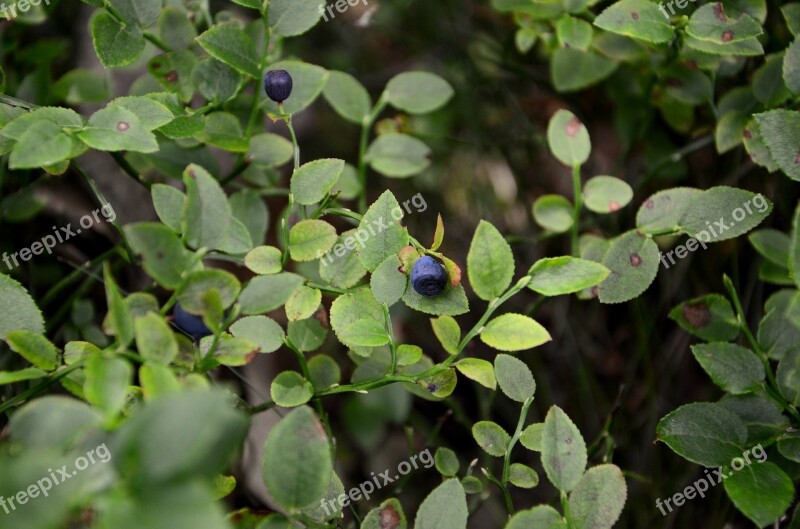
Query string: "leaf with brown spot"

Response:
xmin=669 ymin=293 xmax=740 ymax=341
xmin=361 ymin=498 xmax=407 ymax=529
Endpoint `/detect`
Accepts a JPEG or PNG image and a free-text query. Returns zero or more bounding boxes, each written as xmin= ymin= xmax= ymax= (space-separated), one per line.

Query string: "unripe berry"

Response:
xmin=172 ymin=303 xmax=212 ymax=340
xmin=410 ymin=256 xmax=448 ymax=297
xmin=263 ymin=69 xmax=293 ymax=104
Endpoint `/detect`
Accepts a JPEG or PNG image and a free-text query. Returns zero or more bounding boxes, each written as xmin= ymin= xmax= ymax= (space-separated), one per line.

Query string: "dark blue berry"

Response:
xmin=411 ymin=256 xmax=448 ymax=297
xmin=263 ymin=70 xmax=293 ymax=104
xmin=173 ymin=303 xmax=212 ymax=340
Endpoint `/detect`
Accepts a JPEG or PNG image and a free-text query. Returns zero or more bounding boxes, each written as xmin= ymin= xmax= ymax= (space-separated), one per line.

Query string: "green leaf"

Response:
xmin=541 ymin=405 xmax=587 ymax=492
xmin=792 ymin=204 xmax=800 ymax=288
xmin=365 ymin=133 xmax=431 ymax=178
xmin=193 ymin=58 xmax=241 ymax=103
xmin=749 ymin=228 xmax=790 ymax=268
xmin=753 ymin=53 xmax=791 ymax=106
xmin=357 ymin=190 xmax=410 ymax=271
xmin=533 ymin=195 xmax=574 ymax=233
xmin=148 ymin=51 xmax=197 ymax=102
xmin=139 ymin=362 xmax=181 ymax=399
xmin=9 ymin=121 xmax=73 ymax=170
xmin=506 ymin=506 xmax=566 ymax=529
xmin=285 ymin=286 xmax=322 ymax=321
xmin=396 ymin=344 xmax=422 ymax=366
xmin=568 ymin=464 xmax=627 ymax=529
xmin=520 ymin=423 xmax=544 ymax=451
xmin=268 ymin=0 xmax=325 ymax=37
xmin=291 ymin=158 xmax=344 ymax=205
xmin=508 ymin=463 xmax=539 ymax=489
xmin=385 ymin=72 xmax=454 ymax=114
xmin=239 ymin=273 xmax=305 ymax=315
xmin=230 ymin=189 xmax=268 ymax=248
xmin=196 ymin=112 xmax=249 ymax=152
xmin=679 ymin=186 xmax=773 ymax=241
xmin=230 ymin=316 xmax=285 ymax=354
xmin=196 ymin=24 xmax=261 ymax=78
xmin=245 ymin=246 xmax=283 ymax=275
xmin=719 ymin=393 xmax=788 ymax=445
xmin=472 ymin=421 xmax=510 ymax=457
xmin=124 ymin=223 xmax=197 ymax=289
xmin=691 ymin=343 xmax=764 ymax=394
xmin=598 ymin=230 xmax=659 ymax=304
xmin=151 ymin=184 xmax=185 ymax=232
xmin=183 ymin=164 xmax=238 ymax=251
xmin=594 ymin=0 xmax=674 ymax=44
xmin=582 ymin=176 xmax=633 ymax=213
xmin=108 ymin=0 xmax=162 ymax=27
xmin=551 ymin=48 xmax=617 ymax=92
xmin=784 ymin=3 xmax=800 ymax=36
xmin=319 ymin=229 xmax=369 ymax=288
xmin=0 ymin=367 xmax=47 ymax=386
xmin=323 ymin=71 xmax=371 ymax=124
xmin=211 ymin=334 xmax=258 ymax=366
xmin=494 ymin=354 xmax=535 ymax=402
xmin=90 ymin=11 xmax=145 ymax=68
xmin=0 ymin=274 xmax=44 ymax=339
xmin=668 ymin=293 xmax=739 ymax=342
xmin=777 ymin=347 xmax=800 ymax=406
xmin=84 ymin=353 xmax=132 ymax=419
xmin=289 ymin=219 xmax=338 ymax=262
xmin=362 ymin=499 xmax=408 ymax=529
xmin=134 ymin=312 xmax=178 ymax=364
xmin=656 ymin=402 xmax=747 ymax=466
xmin=636 ymin=187 xmax=703 ymax=235
xmin=262 ymin=60 xmax=329 ymax=115
xmin=759 ymin=291 xmax=800 ymax=360
xmin=431 ymin=315 xmax=461 ymax=355
xmin=248 ymin=133 xmax=294 ymax=167
xmin=307 ymin=355 xmax=340 ymax=391
xmin=113 ymin=95 xmax=175 ymax=130
xmin=434 ymin=447 xmax=460 ymax=477
xmin=5 ymin=330 xmax=58 ymax=371
xmin=271 ymin=371 xmax=314 ymax=407
xmin=402 ymin=284 xmax=469 ymax=316
xmin=556 ymin=15 xmax=593 ymax=50
xmin=415 ymin=479 xmax=468 ymax=529
xmin=262 ymin=406 xmax=332 ymax=511
xmin=744 ymin=118 xmax=779 ymax=172
xmin=370 ymin=254 xmax=408 ymax=306
xmin=527 ymin=257 xmax=610 ymax=296
xmin=755 ymin=110 xmax=800 ymax=181
xmin=157 ymin=6 xmax=197 ymax=49
xmin=715 ymin=112 xmax=750 ymax=154
xmin=455 ymin=358 xmax=496 ymax=390
xmin=78 ymin=104 xmax=158 ymax=153
xmin=114 ymin=389 xmax=248 ymax=484
xmin=547 ymin=109 xmax=591 ymax=166
xmin=723 ymin=462 xmax=794 ymax=527
xmin=481 ymin=313 xmax=551 ymax=351
xmin=467 ymin=220 xmax=514 ymax=301
xmin=686 ymin=2 xmax=762 ymax=44
xmin=784 ymin=40 xmax=800 ymax=95
xmin=104 ymin=264 xmax=134 ymax=348
xmin=330 ymin=288 xmax=389 ymax=348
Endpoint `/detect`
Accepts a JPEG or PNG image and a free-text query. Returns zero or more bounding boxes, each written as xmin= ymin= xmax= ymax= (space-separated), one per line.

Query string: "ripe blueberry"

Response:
xmin=411 ymin=256 xmax=448 ymax=297
xmin=173 ymin=303 xmax=212 ymax=340
xmin=263 ymin=70 xmax=293 ymax=104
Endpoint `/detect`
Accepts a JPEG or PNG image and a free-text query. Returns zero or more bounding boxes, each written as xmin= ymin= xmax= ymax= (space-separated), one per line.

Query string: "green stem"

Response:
xmin=570 ymin=164 xmax=582 ymax=257
xmin=384 ymin=304 xmax=398 ymax=374
xmin=357 ymin=94 xmax=388 ymax=213
xmin=499 ymin=397 xmax=533 ymax=515
xmin=723 ymin=275 xmax=800 ymax=425
xmin=159 ymin=248 xmax=209 ymax=315
xmin=0 ymin=363 xmax=84 ymax=416
xmin=250 ymin=399 xmax=276 ymax=414
xmin=280 ymin=114 xmax=301 ymax=266
xmin=561 ymin=491 xmax=573 ymax=528
xmin=144 ymin=32 xmax=171 ymax=52
xmin=483 ymin=468 xmax=514 ymax=515
xmin=40 ymin=247 xmax=120 ymax=307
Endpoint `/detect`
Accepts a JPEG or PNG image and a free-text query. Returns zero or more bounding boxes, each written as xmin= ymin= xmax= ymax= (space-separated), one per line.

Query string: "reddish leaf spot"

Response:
xmin=165 ymin=70 xmax=179 ymax=83
xmin=795 ymin=150 xmax=800 ymax=165
xmin=245 ymin=350 xmax=258 ymax=363
xmin=684 ymin=60 xmax=698 ymax=70
xmin=117 ymin=121 xmax=129 ymax=132
xmin=721 ymin=30 xmax=734 ymax=42
xmin=151 ymin=62 xmax=161 ymax=69
xmin=682 ymin=302 xmax=711 ymax=328
xmin=609 ymin=201 xmax=620 ymax=212
xmin=565 ymin=116 xmax=583 ymax=138
xmin=645 ymin=199 xmax=654 ymax=209
xmin=631 ymin=11 xmax=639 ymax=20
xmin=427 ymin=383 xmax=438 ymax=393
xmin=590 ymin=286 xmax=600 ymax=297
xmin=629 ymin=253 xmax=642 ymax=267
xmin=743 ymin=129 xmax=752 ymax=139
xmin=713 ymin=3 xmax=727 ymax=22
xmin=379 ymin=506 xmax=402 ymax=529
xmin=664 ymin=78 xmax=682 ymax=88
